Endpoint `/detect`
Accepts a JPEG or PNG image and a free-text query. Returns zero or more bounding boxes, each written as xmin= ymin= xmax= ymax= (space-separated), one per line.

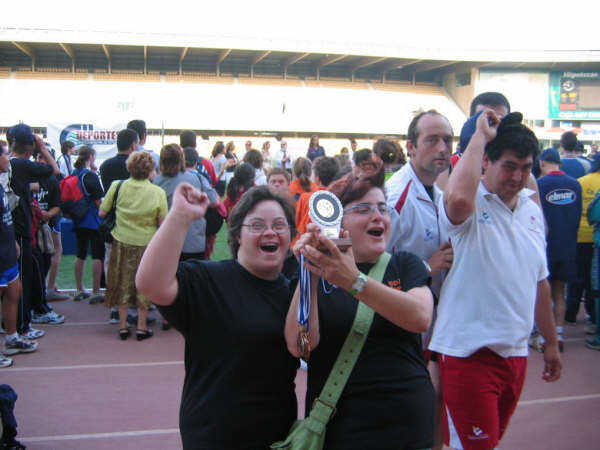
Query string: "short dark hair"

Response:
xmin=227 ymin=185 xmax=296 ymax=258
xmin=485 ymin=113 xmax=539 ymax=162
xmin=61 ymin=140 xmax=75 ymax=155
xmin=243 ymin=149 xmax=263 ymax=170
xmin=373 ymin=138 xmax=402 ymax=165
xmin=127 ymin=120 xmax=147 ymax=140
xmin=159 ymin=144 xmax=184 ymax=177
xmin=470 ymin=92 xmax=511 ymax=117
xmin=407 ymin=110 xmax=445 ymax=145
xmin=267 ymin=167 xmax=291 ymax=183
xmin=73 ymin=145 xmax=96 ymax=170
xmin=183 ymin=146 xmax=198 ymax=168
xmin=353 ymin=149 xmax=373 ymax=165
xmin=226 ymin=162 xmax=255 ymax=202
xmin=117 ymin=128 xmax=139 ymax=152
xmin=180 ymin=130 xmax=196 ymax=148
xmin=560 ymin=131 xmax=578 ymax=152
xmin=312 ymin=156 xmax=339 ymax=187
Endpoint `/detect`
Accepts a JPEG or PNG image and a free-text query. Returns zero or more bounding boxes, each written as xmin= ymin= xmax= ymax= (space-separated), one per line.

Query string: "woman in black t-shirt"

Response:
xmin=285 ymin=172 xmax=435 ymax=450
xmin=136 ymin=185 xmax=299 ymax=450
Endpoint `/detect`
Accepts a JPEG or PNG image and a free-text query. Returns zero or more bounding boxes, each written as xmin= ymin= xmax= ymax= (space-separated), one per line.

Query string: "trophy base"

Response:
xmin=318 ymin=237 xmax=352 ymax=254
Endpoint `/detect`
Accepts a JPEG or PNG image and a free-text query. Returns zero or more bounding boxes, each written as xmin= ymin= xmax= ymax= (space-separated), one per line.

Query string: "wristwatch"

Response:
xmin=347 ymin=272 xmax=368 ymax=296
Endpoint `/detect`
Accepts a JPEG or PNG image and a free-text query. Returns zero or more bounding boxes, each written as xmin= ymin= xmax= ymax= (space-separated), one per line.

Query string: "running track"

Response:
xmin=2 ymin=298 xmax=599 ymax=449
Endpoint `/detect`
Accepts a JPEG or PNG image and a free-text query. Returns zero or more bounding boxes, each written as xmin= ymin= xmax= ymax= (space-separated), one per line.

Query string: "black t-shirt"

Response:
xmin=158 ymin=259 xmax=299 ymax=450
xmin=9 ymin=158 xmax=53 ymax=238
xmin=306 ymin=251 xmax=434 ymax=450
xmin=77 ymin=170 xmax=104 ymax=201
xmin=424 ymin=184 xmax=434 ymax=201
xmin=35 ymin=175 xmax=61 ymax=227
xmin=0 ymin=185 xmax=17 ymax=271
xmin=99 ymin=154 xmax=130 ymax=191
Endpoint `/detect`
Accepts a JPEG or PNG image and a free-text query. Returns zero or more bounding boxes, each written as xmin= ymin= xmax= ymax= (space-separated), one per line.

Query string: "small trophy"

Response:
xmin=308 ymin=191 xmax=352 ymax=250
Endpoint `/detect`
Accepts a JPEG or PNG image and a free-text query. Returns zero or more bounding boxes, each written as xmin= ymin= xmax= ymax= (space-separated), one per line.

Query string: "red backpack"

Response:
xmin=59 ymin=173 xmax=90 ymax=221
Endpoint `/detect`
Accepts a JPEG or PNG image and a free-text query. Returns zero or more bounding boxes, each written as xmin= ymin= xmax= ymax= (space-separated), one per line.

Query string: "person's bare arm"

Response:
xmin=34 ymin=136 xmax=59 ymax=176
xmin=535 ymin=279 xmax=562 ymax=382
xmin=444 ymin=110 xmax=500 ymax=225
xmin=136 ymin=183 xmax=209 ymax=305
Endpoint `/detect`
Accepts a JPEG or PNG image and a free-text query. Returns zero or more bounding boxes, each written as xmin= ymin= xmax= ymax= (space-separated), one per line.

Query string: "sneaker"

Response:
xmin=584 ymin=322 xmax=596 ymax=335
xmin=46 ymin=288 xmax=72 ymax=301
xmin=88 ymin=293 xmax=105 ymax=304
xmin=32 ymin=311 xmax=65 ymax=325
xmin=4 ymin=336 xmax=39 ymax=355
xmin=21 ymin=327 xmax=45 ymax=340
xmin=0 ymin=354 xmax=13 ymax=368
xmin=73 ymin=291 xmax=91 ymax=302
xmin=585 ymin=338 xmax=600 ymax=350
xmin=126 ymin=314 xmax=156 ymax=326
xmin=109 ymin=310 xmax=120 ymax=325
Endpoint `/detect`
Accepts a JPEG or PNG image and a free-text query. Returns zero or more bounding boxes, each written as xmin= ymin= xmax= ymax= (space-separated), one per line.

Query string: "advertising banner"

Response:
xmin=549 ymin=72 xmax=600 ymax=120
xmin=46 ymin=123 xmax=126 ymax=160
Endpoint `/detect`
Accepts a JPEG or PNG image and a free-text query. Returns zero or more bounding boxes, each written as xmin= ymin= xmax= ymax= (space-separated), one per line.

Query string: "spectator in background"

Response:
xmin=274 ymin=140 xmax=292 ymax=173
xmin=56 ymin=141 xmax=75 ymax=179
xmin=71 ymin=146 xmax=105 ymax=304
xmin=566 ymin=153 xmax=600 ymax=332
xmin=224 ymin=162 xmax=255 ymax=215
xmin=244 ymin=140 xmax=252 ymax=153
xmin=100 ymin=151 xmax=168 ymax=341
xmin=211 ymin=141 xmax=227 ymax=197
xmin=536 ymin=148 xmax=582 ymax=352
xmin=349 ymin=137 xmax=358 ymax=160
xmin=8 ymin=125 xmax=59 ymax=340
xmin=243 ymin=149 xmax=267 ymax=185
xmin=373 ymin=138 xmax=404 ymax=179
xmin=561 ymin=131 xmax=590 ymax=179
xmin=99 ymin=128 xmax=138 ymax=324
xmin=1 ymin=142 xmax=38 ymax=367
xmin=267 ymin=167 xmax=291 ymax=197
xmin=127 ymin=119 xmax=159 ymax=174
xmin=180 ymin=130 xmax=218 ymax=186
xmin=261 ymin=141 xmax=273 ymax=171
xmin=289 ymin=157 xmax=317 ymax=202
xmin=306 ymin=135 xmax=325 ymax=162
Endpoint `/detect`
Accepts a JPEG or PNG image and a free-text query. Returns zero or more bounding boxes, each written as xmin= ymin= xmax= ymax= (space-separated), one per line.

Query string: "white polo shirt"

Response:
xmin=429 ymin=181 xmax=548 ymax=358
xmin=385 ymin=162 xmax=447 ymax=297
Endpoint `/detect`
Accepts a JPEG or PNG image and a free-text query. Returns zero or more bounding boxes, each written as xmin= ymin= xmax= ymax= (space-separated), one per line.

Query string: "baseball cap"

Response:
xmin=539 ymin=148 xmax=561 ymax=164
xmin=8 ymin=123 xmax=34 ymax=145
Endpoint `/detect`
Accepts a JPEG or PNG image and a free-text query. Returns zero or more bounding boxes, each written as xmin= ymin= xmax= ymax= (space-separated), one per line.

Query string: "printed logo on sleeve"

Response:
xmin=467 ymin=426 xmax=489 ymax=441
xmin=545 ymin=189 xmax=576 ymax=205
xmin=478 ymin=210 xmax=493 ymax=225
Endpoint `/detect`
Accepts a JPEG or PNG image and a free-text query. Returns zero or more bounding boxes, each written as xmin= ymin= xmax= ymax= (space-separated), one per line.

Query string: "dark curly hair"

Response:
xmin=485 ymin=113 xmax=539 ymax=162
xmin=228 ymin=185 xmax=297 ymax=258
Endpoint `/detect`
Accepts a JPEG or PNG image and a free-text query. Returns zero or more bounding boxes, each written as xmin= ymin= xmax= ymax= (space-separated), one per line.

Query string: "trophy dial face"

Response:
xmin=310 ymin=191 xmax=342 ymax=226
xmin=316 ymin=200 xmax=334 ymax=219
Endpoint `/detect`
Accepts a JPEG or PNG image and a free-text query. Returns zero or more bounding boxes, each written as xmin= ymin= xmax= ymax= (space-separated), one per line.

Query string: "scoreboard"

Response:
xmin=549 ymin=72 xmax=600 ymax=120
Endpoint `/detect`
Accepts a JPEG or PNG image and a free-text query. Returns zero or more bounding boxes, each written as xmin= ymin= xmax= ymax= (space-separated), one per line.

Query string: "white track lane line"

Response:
xmin=18 ymin=394 xmax=600 ymax=443
xmin=3 ymin=361 xmax=183 ymax=372
xmin=19 ymin=428 xmax=179 ymax=442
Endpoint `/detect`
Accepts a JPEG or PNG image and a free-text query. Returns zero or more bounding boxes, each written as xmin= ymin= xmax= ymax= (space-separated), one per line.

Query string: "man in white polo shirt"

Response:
xmin=429 ymin=110 xmax=561 ymax=450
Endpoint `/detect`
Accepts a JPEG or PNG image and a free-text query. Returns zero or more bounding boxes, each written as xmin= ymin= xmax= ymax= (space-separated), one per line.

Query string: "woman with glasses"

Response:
xmin=136 ymin=185 xmax=299 ymax=449
xmin=284 ymin=170 xmax=435 ymax=450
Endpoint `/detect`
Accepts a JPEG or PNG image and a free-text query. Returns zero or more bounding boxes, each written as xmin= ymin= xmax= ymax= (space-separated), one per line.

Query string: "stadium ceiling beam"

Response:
xmin=351 ymin=57 xmax=387 ymax=72
xmin=179 ymin=47 xmax=189 ymax=75
xmin=317 ymin=54 xmax=347 ymax=68
xmin=59 ymin=43 xmax=75 ymax=72
xmin=283 ymin=52 xmax=310 ymax=79
xmin=102 ymin=44 xmax=112 ymax=73
xmin=216 ymin=49 xmax=232 ymax=76
xmin=12 ymin=41 xmax=35 ymax=71
xmin=409 ymin=60 xmax=458 ymax=73
xmin=381 ymin=59 xmax=422 ymax=73
xmin=250 ymin=50 xmax=271 ymax=65
xmin=437 ymin=61 xmax=485 ymax=76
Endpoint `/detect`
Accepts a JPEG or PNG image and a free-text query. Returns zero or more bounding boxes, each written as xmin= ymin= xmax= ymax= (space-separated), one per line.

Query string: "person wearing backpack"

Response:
xmin=7 ymin=125 xmax=58 ymax=341
xmin=56 ymin=141 xmax=75 ymax=179
xmin=70 ymin=146 xmax=105 ymax=303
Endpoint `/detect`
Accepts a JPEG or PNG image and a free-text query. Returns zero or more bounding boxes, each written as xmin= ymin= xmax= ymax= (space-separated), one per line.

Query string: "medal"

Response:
xmin=298 ymin=326 xmax=311 ymax=360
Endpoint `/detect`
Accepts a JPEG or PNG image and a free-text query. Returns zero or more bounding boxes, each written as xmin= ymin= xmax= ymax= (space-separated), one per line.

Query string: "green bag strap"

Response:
xmin=304 ymin=252 xmax=392 ymax=434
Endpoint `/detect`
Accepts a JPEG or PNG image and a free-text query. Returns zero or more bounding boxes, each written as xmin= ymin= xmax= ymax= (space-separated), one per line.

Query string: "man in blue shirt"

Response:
xmin=560 ymin=132 xmax=590 ymax=179
xmin=537 ymin=148 xmax=582 ymax=351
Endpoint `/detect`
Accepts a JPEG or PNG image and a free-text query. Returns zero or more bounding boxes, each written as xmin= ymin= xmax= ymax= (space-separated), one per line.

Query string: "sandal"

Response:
xmin=119 ymin=328 xmax=130 ymax=341
xmin=136 ymin=329 xmax=154 ymax=341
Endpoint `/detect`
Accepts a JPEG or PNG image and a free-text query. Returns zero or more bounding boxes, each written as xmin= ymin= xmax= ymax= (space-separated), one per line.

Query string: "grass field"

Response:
xmin=57 ymin=226 xmax=232 ymax=290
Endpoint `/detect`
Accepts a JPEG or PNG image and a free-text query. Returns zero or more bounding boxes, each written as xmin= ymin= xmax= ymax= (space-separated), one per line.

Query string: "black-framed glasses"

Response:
xmin=241 ymin=220 xmax=289 ymax=234
xmin=343 ymin=202 xmax=390 ymax=216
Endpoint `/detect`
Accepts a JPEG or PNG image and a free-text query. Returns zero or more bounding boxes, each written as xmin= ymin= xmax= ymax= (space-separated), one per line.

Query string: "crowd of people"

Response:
xmin=0 ymin=90 xmax=598 ymax=449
